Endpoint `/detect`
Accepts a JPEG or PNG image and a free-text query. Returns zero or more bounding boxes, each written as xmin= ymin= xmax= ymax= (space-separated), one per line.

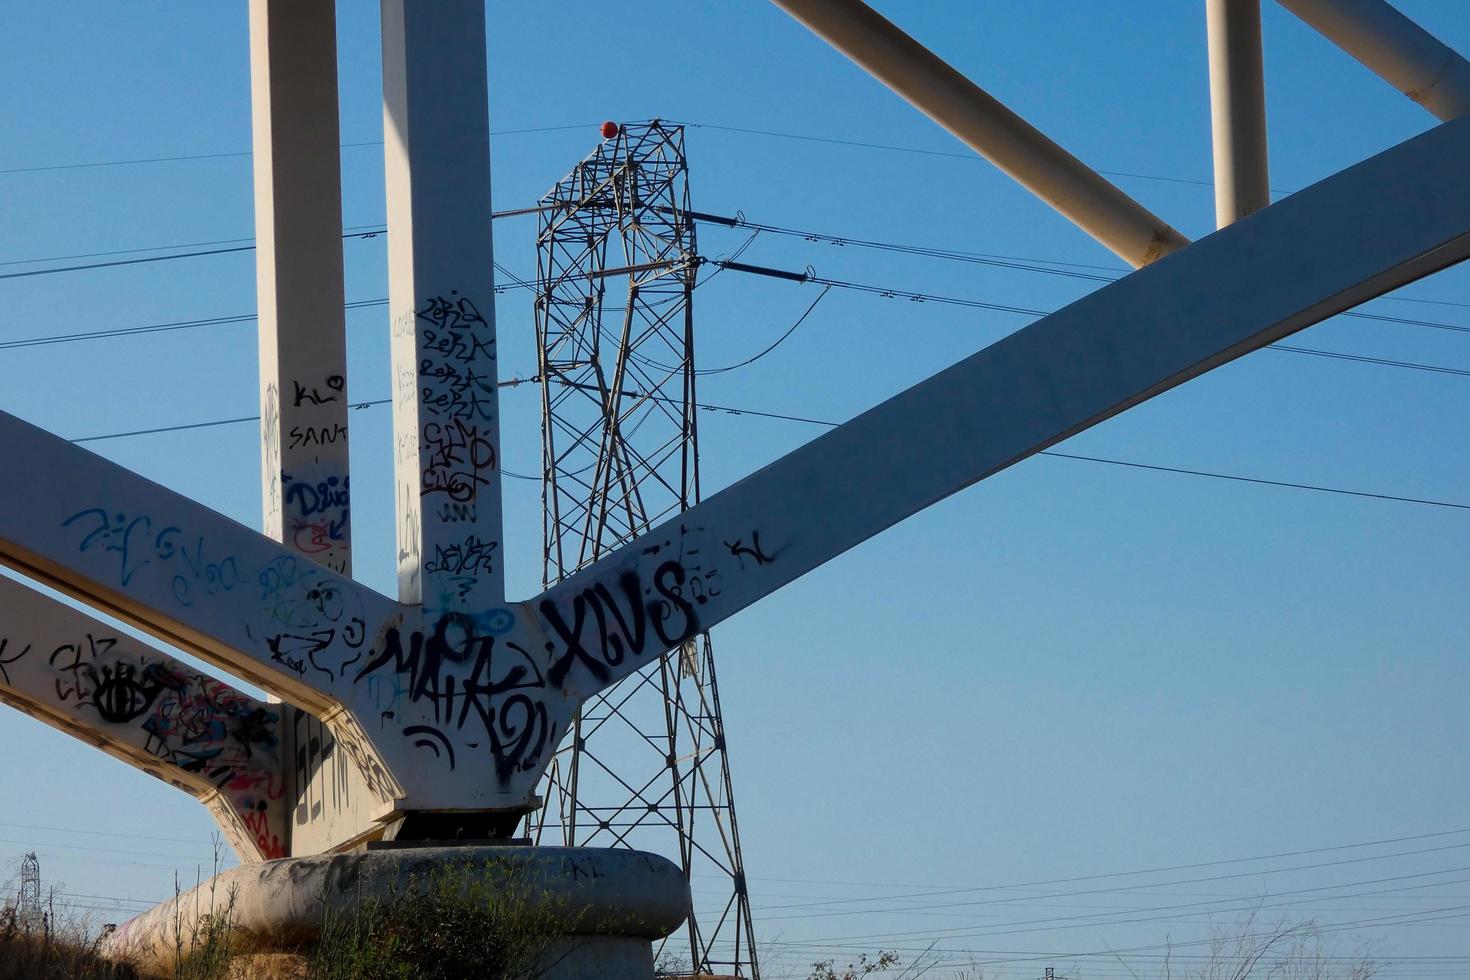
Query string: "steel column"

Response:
xmin=1208 ymin=0 xmax=1271 ymax=226
xmin=249 ymin=0 xmax=393 ymax=855
xmin=1277 ymin=0 xmax=1470 ymax=120
xmin=250 ymin=0 xmax=353 ymax=577
xmin=768 ymin=0 xmax=1190 ymax=266
xmin=381 ymin=0 xmax=505 ymax=612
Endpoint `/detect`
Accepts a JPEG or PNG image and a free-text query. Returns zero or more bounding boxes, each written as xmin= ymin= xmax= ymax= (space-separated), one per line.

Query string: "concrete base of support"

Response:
xmin=104 ymin=846 xmax=690 ymax=979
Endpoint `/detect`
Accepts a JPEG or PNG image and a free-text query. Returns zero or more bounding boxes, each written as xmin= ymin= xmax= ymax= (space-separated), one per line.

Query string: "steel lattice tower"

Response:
xmin=527 ymin=120 xmax=759 ymax=978
xmin=17 ymin=852 xmax=40 ymax=932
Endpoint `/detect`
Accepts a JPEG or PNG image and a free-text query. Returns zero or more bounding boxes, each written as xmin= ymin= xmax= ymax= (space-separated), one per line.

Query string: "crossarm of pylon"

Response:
xmin=0 ymin=573 xmax=289 ymax=861
xmin=0 ymin=415 xmax=401 ymax=716
xmin=534 ymin=115 xmax=1470 ymax=701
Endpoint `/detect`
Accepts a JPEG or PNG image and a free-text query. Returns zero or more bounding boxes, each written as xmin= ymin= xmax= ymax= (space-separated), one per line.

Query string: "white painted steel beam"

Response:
xmin=0 ymin=419 xmax=416 ymax=799
xmin=534 ymin=116 xmax=1470 ymax=718
xmin=381 ymin=0 xmax=506 ymax=611
xmin=0 ymin=408 xmax=562 ymax=814
xmin=1277 ymin=0 xmax=1470 ymax=120
xmin=0 ymin=576 xmax=288 ymax=861
xmin=249 ymin=0 xmax=387 ymax=855
xmin=1208 ymin=0 xmax=1271 ymax=226
xmin=768 ymin=0 xmax=1190 ymax=267
xmin=251 ymin=0 xmax=353 ymax=578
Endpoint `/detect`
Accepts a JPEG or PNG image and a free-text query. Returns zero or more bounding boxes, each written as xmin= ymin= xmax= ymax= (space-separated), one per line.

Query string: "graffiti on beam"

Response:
xmin=0 ymin=638 xmax=27 ymax=685
xmin=65 ymin=508 xmax=241 ymax=606
xmin=49 ymin=633 xmax=279 ymax=777
xmin=353 ymin=611 xmax=550 ymax=784
xmin=537 ymin=525 xmax=719 ymax=687
xmin=287 ymin=422 xmax=348 ymax=450
xmin=724 ymin=530 xmax=776 ymax=569
xmin=50 ymin=492 xmax=780 ymax=808
xmin=256 ymin=554 xmax=366 ymax=683
xmin=423 ymin=534 xmax=499 ymax=601
xmin=0 ymin=628 xmax=288 ymax=859
xmin=422 ymin=419 xmax=497 ymax=506
xmin=262 ymin=382 xmax=282 ymax=532
xmin=292 ymin=374 xmax=344 ymax=407
xmin=414 ymin=293 xmax=499 ymax=525
xmin=416 ymin=293 xmax=497 ymax=423
xmin=283 ymin=472 xmax=350 ymax=568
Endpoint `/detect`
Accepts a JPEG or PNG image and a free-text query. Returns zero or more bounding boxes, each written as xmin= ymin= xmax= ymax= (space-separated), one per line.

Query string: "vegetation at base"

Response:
xmin=798 ymin=914 xmax=1379 ymax=979
xmin=2 ymin=854 xmax=578 ymax=980
xmin=0 ymin=907 xmax=135 ymax=980
xmin=307 ymin=857 xmax=572 ymax=980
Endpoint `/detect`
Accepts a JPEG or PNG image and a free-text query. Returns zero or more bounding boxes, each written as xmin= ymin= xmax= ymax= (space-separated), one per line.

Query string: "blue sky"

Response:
xmin=1 ymin=2 xmax=1467 ymax=976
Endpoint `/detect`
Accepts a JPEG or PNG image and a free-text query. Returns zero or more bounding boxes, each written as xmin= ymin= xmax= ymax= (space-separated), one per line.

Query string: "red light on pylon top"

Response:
xmin=599 ymin=121 xmax=620 ymax=140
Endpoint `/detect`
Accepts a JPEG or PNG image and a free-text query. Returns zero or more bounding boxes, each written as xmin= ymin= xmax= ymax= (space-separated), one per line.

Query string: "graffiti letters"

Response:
xmin=292 ymin=374 xmax=344 ymax=407
xmin=66 ymin=509 xmax=240 ymax=606
xmin=287 ymin=423 xmax=348 ymax=450
xmin=724 ymin=530 xmax=776 ymax=569
xmin=283 ymin=474 xmax=350 ymax=520
xmin=423 ymin=535 xmax=498 ymax=579
xmin=540 ymin=560 xmax=702 ymax=689
xmin=354 ymin=613 xmax=549 ymax=783
xmin=48 ymin=633 xmax=279 ymax=782
xmin=421 ymin=419 xmax=497 ymax=501
xmin=0 ymin=638 xmax=28 ymax=685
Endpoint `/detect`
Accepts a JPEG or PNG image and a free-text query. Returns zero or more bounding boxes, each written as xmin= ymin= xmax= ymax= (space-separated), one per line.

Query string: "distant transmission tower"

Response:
xmin=528 ymin=120 xmax=760 ymax=978
xmin=17 ymin=852 xmax=41 ymax=932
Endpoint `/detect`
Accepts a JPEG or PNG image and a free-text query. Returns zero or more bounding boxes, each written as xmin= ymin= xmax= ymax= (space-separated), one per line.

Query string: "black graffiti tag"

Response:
xmin=354 ymin=613 xmax=550 ymax=783
xmin=540 ymin=561 xmax=700 ymax=689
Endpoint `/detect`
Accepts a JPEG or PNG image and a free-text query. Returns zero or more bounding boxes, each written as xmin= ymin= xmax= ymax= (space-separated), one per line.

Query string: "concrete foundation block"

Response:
xmin=105 ymin=846 xmax=690 ymax=979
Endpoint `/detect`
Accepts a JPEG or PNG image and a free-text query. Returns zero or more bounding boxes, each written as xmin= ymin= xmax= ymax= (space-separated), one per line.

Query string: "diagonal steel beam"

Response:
xmin=0 ymin=423 xmax=399 ymax=713
xmin=1278 ymin=0 xmax=1470 ymax=121
xmin=768 ymin=0 xmax=1190 ymax=266
xmin=533 ymin=115 xmax=1470 ymax=706
xmin=0 ymin=575 xmax=288 ymax=861
xmin=0 ymin=418 xmax=410 ymax=808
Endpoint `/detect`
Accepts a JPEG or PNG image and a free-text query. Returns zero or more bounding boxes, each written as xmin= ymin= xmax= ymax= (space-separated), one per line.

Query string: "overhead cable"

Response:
xmin=62 ymin=382 xmax=1470 ymax=513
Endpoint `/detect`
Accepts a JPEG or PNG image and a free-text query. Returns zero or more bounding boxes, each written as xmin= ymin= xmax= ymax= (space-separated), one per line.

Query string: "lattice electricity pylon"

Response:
xmin=527 ymin=120 xmax=761 ymax=978
xmin=17 ymin=852 xmax=41 ymax=932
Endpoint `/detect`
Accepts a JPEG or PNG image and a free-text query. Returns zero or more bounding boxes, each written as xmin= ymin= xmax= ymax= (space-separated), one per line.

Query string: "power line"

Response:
xmin=0 ymin=836 xmax=214 ymax=862
xmin=769 ymin=864 xmax=1470 ymax=938
xmin=61 ymin=380 xmax=1470 ymax=513
xmin=758 ymin=842 xmax=1470 ymax=919
xmin=741 ymin=834 xmax=1470 ymax=913
xmin=9 ymin=262 xmax=1467 ymax=389
xmin=69 ymin=384 xmax=545 ymax=483
xmin=0 ymin=123 xmax=593 ymax=177
xmin=669 ymin=119 xmax=1240 ymax=193
xmin=0 ymin=821 xmax=214 ymax=847
xmin=704 ymin=827 xmax=1470 ymax=891
xmin=702 ymin=223 xmax=1470 ymax=334
xmin=0 ymin=243 xmax=260 ymax=281
xmin=0 ymin=299 xmax=387 ymax=351
xmin=712 ymin=260 xmax=1470 ymax=379
xmin=694 ymin=207 xmax=1470 ymax=317
xmin=1038 ymin=451 xmax=1470 ymax=512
